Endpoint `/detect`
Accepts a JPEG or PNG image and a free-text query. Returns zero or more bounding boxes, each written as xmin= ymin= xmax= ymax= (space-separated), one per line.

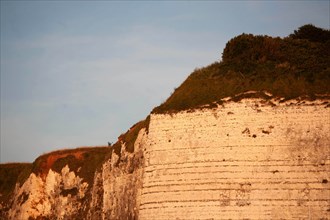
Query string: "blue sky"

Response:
xmin=1 ymin=1 xmax=329 ymax=163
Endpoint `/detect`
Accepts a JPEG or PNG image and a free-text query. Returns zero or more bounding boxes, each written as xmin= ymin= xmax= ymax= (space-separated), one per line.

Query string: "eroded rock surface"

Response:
xmin=1 ymin=98 xmax=329 ymax=219
xmin=9 ymin=165 xmax=88 ymax=219
xmin=139 ymin=98 xmax=330 ymax=219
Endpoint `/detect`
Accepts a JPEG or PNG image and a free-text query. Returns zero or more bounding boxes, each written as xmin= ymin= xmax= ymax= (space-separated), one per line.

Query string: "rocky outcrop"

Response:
xmin=1 ymin=130 xmax=147 ymax=219
xmin=96 ymin=129 xmax=147 ymax=220
xmin=1 ymin=97 xmax=329 ymax=219
xmin=9 ymin=165 xmax=89 ymax=219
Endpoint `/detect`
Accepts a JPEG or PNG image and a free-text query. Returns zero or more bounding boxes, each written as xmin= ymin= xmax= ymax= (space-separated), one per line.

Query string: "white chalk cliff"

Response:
xmin=140 ymin=97 xmax=330 ymax=219
xmin=3 ymin=96 xmax=329 ymax=219
xmin=2 ymin=25 xmax=330 ymax=219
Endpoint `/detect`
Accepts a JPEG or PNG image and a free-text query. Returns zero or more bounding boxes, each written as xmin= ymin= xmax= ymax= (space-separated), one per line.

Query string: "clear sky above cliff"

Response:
xmin=1 ymin=1 xmax=329 ymax=163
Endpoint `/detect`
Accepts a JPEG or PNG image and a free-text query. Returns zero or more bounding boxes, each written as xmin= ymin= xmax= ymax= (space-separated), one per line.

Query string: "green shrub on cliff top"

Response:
xmin=152 ymin=25 xmax=330 ymax=113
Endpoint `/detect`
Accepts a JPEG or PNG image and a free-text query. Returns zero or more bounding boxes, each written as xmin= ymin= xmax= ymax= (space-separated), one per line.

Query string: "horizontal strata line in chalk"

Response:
xmin=139 ymin=202 xmax=329 ymax=211
xmin=150 ymin=123 xmax=307 ymax=130
xmin=145 ymin=177 xmax=324 ymax=185
xmin=146 ymin=159 xmax=329 ymax=166
xmin=139 ymin=198 xmax=330 ymax=207
xmin=140 ymin=203 xmax=330 ymax=209
xmin=144 ymin=169 xmax=330 ymax=176
xmin=142 ymin=181 xmax=328 ymax=190
xmin=138 ymin=216 xmax=318 ymax=220
xmin=139 ymin=200 xmax=329 ymax=213
xmin=138 ymin=214 xmax=273 ymax=220
xmin=139 ymin=216 xmax=271 ymax=220
xmin=149 ymin=151 xmax=329 ymax=162
xmin=144 ymin=164 xmax=329 ymax=173
xmin=149 ymin=145 xmax=294 ymax=152
xmin=141 ymin=187 xmax=329 ymax=196
xmin=139 ymin=210 xmax=326 ymax=217
xmin=143 ymin=171 xmax=329 ymax=179
xmin=143 ymin=169 xmax=328 ymax=177
xmin=144 ymin=180 xmax=327 ymax=186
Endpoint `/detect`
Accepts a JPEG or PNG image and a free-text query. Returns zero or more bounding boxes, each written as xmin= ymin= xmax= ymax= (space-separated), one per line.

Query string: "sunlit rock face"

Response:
xmin=9 ymin=165 xmax=89 ymax=219
xmin=5 ymin=131 xmax=147 ymax=220
xmin=3 ymin=98 xmax=330 ymax=219
xmin=139 ymin=98 xmax=330 ymax=219
xmin=97 ymin=130 xmax=146 ymax=220
xmin=4 ymin=134 xmax=146 ymax=220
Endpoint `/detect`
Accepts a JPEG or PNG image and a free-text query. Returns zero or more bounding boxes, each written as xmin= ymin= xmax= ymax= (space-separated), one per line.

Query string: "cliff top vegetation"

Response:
xmin=153 ymin=24 xmax=330 ymax=113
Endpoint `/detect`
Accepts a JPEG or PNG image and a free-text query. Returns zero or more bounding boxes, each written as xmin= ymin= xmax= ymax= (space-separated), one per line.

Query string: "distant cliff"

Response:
xmin=1 ymin=25 xmax=329 ymax=219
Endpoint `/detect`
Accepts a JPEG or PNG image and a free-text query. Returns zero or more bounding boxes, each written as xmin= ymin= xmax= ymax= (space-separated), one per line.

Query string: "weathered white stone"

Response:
xmin=139 ymin=98 xmax=330 ymax=219
xmin=9 ymin=165 xmax=88 ymax=219
xmin=100 ymin=128 xmax=147 ymax=220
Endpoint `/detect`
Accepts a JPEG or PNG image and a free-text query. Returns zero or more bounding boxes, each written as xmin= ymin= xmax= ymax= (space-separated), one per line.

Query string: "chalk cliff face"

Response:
xmin=2 ymin=96 xmax=329 ymax=219
xmin=140 ymin=97 xmax=330 ymax=219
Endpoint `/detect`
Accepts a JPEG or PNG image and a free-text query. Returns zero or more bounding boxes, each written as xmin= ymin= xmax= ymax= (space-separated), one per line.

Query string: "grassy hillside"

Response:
xmin=153 ymin=25 xmax=330 ymax=113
